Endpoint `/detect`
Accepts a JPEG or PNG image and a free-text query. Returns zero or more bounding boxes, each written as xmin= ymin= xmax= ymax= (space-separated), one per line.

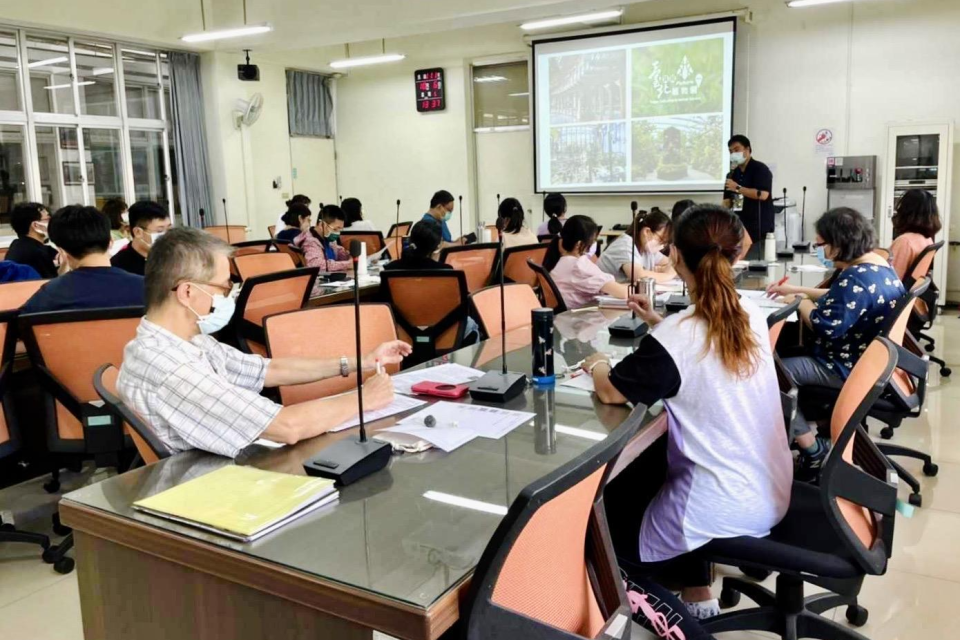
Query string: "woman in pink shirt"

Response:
xmin=543 ymin=215 xmax=629 ymax=309
xmin=889 ymin=189 xmax=940 ymax=280
xmin=294 ymin=204 xmax=351 ymax=272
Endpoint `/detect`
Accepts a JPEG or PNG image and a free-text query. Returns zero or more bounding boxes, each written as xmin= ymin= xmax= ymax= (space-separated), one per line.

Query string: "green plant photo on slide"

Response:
xmin=632 ymin=37 xmax=725 ymax=118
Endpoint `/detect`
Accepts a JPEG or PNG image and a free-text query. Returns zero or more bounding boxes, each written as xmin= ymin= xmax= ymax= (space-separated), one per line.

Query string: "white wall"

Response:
xmin=290 ymin=137 xmax=338 ymax=207
xmin=329 ymin=0 xmax=960 ymax=297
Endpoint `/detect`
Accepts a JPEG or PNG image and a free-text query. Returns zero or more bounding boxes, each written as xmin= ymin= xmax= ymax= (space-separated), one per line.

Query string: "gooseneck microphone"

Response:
xmin=458 ymin=195 xmax=464 ymax=245
xmin=395 ymin=199 xmax=401 ymax=237
xmin=778 ymin=187 xmax=794 ymax=258
xmin=468 ymin=232 xmax=528 ymax=403
xmin=198 ymin=208 xmax=206 ymax=228
xmin=303 ymin=240 xmax=392 ymax=485
xmin=609 ymin=201 xmax=648 ymax=339
xmin=794 ymin=186 xmax=810 ymax=252
xmin=222 ymin=198 xmax=231 ymax=244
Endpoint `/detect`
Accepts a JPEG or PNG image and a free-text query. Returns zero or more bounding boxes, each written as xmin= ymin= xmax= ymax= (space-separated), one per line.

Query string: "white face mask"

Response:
xmin=34 ymin=221 xmax=48 ymax=238
xmin=149 ymin=231 xmax=165 ymax=245
xmin=121 ymin=212 xmax=129 ymax=225
xmin=185 ymin=284 xmax=238 ymax=335
xmin=730 ymin=151 xmax=746 ymax=166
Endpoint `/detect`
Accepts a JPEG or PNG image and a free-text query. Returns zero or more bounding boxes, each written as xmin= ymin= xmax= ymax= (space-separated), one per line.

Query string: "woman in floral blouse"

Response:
xmin=767 ymin=207 xmax=906 ymax=480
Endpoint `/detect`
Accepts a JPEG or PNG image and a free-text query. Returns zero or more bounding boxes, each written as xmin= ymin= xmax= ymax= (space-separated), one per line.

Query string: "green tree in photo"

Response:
xmin=631 ymin=120 xmax=658 ymax=180
xmin=687 ymin=115 xmax=724 ymax=179
xmin=632 ymin=38 xmax=725 ymax=118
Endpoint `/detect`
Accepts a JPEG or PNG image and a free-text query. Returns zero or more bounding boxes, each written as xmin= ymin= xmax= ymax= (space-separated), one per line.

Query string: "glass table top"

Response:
xmin=63 ymin=312 xmax=652 ymax=610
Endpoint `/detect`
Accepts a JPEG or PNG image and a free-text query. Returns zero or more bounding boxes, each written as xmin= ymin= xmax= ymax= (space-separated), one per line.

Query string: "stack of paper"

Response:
xmin=737 ymin=289 xmax=787 ymax=310
xmin=375 ymin=402 xmax=535 ymax=453
xmin=329 ymin=395 xmax=427 ymax=432
xmin=391 ymin=363 xmax=485 ymax=396
xmin=133 ymin=466 xmax=338 ymax=542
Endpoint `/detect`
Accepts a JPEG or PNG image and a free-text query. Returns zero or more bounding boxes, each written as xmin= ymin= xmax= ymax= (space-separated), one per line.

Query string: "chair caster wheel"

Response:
xmin=43 ymin=479 xmax=60 ymax=494
xmin=909 ymin=493 xmax=922 ymax=507
xmin=924 ymin=343 xmax=934 ymax=353
xmin=880 ymin=427 xmax=894 ymax=440
xmin=720 ymin=587 xmax=741 ymax=609
xmin=42 ymin=548 xmax=56 ymax=563
xmin=923 ymin=462 xmax=939 ymax=477
xmin=741 ymin=567 xmax=771 ymax=581
xmin=845 ymin=604 xmax=868 ymax=627
xmin=53 ymin=557 xmax=75 ymax=575
xmin=941 ymin=367 xmax=952 ymax=377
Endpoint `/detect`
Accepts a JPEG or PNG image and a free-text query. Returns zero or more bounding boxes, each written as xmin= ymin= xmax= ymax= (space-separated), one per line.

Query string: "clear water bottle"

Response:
xmin=733 ymin=192 xmax=744 ymax=212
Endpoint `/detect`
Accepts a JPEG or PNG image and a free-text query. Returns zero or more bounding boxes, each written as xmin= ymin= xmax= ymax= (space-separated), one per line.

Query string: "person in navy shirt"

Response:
xmin=422 ymin=190 xmax=458 ymax=246
xmin=768 ymin=207 xmax=905 ymax=480
xmin=21 ymin=205 xmax=144 ymax=314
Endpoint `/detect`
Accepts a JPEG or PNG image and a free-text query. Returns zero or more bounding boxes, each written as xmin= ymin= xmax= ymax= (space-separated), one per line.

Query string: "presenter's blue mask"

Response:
xmin=816 ymin=245 xmax=834 ymax=270
xmin=442 ymin=210 xmax=453 ymax=222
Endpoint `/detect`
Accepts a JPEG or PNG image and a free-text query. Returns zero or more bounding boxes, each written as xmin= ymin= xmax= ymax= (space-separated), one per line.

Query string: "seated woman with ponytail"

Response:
xmin=497 ymin=197 xmax=539 ymax=248
xmin=382 ymin=220 xmax=451 ymax=271
xmin=585 ymin=204 xmax=792 ymax=621
xmin=597 ymin=209 xmax=675 ymax=284
xmin=543 ymin=215 xmax=629 ymax=309
xmin=537 ymin=192 xmax=568 ymax=237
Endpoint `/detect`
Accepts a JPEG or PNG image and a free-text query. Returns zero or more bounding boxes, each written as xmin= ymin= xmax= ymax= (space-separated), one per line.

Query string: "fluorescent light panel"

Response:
xmin=46 ymin=81 xmax=95 ymax=90
xmin=555 ymin=425 xmax=606 ymax=441
xmin=521 ymin=9 xmax=623 ymax=31
xmin=329 ymin=53 xmax=405 ymax=69
xmin=28 ymin=56 xmax=68 ymax=68
xmin=786 ymin=0 xmax=849 ymax=6
xmin=423 ymin=491 xmax=508 ymax=516
xmin=508 ymin=92 xmax=530 ymax=97
xmin=474 ymin=75 xmax=508 ymax=83
xmin=180 ymin=24 xmax=271 ymax=43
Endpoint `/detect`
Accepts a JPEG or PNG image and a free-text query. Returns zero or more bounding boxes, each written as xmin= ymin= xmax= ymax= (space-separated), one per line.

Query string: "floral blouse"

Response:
xmin=809 ymin=263 xmax=906 ymax=379
xmin=293 ymin=229 xmax=351 ymax=272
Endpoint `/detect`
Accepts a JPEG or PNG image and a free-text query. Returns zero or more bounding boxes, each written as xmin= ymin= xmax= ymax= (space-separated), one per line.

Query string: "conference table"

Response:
xmin=59 ymin=308 xmax=662 ymax=640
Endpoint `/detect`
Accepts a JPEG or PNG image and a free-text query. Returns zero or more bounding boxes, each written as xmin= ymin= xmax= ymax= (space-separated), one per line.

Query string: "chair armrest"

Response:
xmin=893 ymin=343 xmax=929 ymax=381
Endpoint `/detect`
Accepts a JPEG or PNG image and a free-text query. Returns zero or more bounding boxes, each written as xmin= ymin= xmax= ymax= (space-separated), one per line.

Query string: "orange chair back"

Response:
xmin=0 ymin=247 xmax=6 ymax=261
xmin=268 ymin=225 xmax=276 ymax=238
xmin=0 ymin=279 xmax=48 ymax=311
xmin=381 ymin=271 xmax=469 ymax=360
xmin=502 ymin=244 xmax=548 ymax=287
xmin=94 ymin=364 xmax=167 ymax=465
xmin=491 ymin=467 xmax=607 ymax=636
xmin=274 ymin=240 xmax=305 ymax=267
xmin=384 ymin=236 xmax=403 ymax=261
xmin=205 ymin=225 xmax=247 ymax=243
xmin=471 ymin=284 xmax=541 ymax=339
xmin=0 ymin=313 xmax=12 ymax=450
xmin=233 ymin=253 xmax=296 ymax=281
xmin=340 ymin=231 xmax=384 ymax=256
xmin=234 ymin=268 xmax=319 ymax=356
xmin=527 ymin=259 xmax=567 ymax=313
xmin=21 ymin=310 xmax=141 ymax=441
xmin=265 ymin=304 xmax=399 ymax=405
xmin=232 ymin=242 xmax=272 ymax=258
xmin=440 ymin=244 xmax=498 ymax=293
xmin=387 ymin=222 xmax=412 ymax=238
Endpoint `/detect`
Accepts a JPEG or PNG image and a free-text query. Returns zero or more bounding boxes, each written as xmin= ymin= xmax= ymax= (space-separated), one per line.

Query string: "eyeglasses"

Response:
xmin=171 ymin=281 xmax=236 ymax=296
xmin=814 ymin=241 xmax=828 ymax=248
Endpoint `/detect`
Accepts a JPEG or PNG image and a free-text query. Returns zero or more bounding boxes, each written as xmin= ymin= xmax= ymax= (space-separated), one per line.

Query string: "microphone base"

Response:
xmin=792 ymin=242 xmax=811 ymax=252
xmin=665 ymin=296 xmax=692 ymax=313
xmin=303 ymin=438 xmax=392 ymax=487
xmin=747 ymin=261 xmax=769 ymax=272
xmin=608 ymin=314 xmax=649 ymax=339
xmin=468 ymin=371 xmax=528 ymax=404
xmin=776 ymin=249 xmax=795 ymax=259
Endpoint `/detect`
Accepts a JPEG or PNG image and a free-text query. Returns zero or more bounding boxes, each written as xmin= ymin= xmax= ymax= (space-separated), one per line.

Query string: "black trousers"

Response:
xmin=603 ymin=438 xmax=712 ymax=590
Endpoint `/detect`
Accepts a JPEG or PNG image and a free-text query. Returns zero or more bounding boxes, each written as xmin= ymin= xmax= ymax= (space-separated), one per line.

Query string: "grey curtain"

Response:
xmin=286 ymin=70 xmax=334 ymax=137
xmin=169 ymin=51 xmax=214 ymax=227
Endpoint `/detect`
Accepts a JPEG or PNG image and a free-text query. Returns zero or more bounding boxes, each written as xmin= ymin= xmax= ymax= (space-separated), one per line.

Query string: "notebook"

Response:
xmin=133 ymin=465 xmax=338 ymax=542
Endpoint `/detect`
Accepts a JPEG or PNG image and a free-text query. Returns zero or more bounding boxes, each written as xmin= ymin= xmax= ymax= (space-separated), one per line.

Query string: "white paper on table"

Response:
xmin=391 ymin=363 xmax=486 ymax=396
xmin=329 ymin=395 xmax=427 ymax=432
xmin=368 ymin=246 xmax=390 ymax=262
xmin=656 ymin=279 xmax=684 ymax=293
xmin=375 ymin=425 xmax=476 ymax=453
xmin=737 ymin=289 xmax=768 ymax=299
xmin=397 ymin=401 xmax=535 ymax=440
xmin=736 ymin=289 xmax=787 ymax=309
xmin=789 ymin=264 xmax=829 ymax=273
xmin=558 ymin=358 xmax=622 ymax=393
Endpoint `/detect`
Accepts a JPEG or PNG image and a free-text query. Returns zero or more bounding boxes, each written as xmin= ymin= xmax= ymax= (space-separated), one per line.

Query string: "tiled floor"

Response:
xmin=1 ymin=317 xmax=958 ymax=640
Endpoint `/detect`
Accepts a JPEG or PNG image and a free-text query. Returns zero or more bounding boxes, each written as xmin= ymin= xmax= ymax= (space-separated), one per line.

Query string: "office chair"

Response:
xmin=527 ymin=259 xmax=568 ymax=314
xmin=340 ymin=230 xmax=385 ymax=256
xmin=94 ymin=364 xmax=172 ymax=466
xmin=470 ymin=284 xmax=542 ymax=339
xmin=380 ymin=270 xmax=471 ymax=367
xmin=538 ymin=234 xmax=556 ymax=243
xmin=232 ymin=267 xmax=319 ymax=356
xmin=902 ymin=241 xmax=949 ymax=376
xmin=699 ymin=338 xmax=901 ymax=640
xmin=204 ymin=225 xmax=248 ymax=243
xmin=232 ymin=240 xmax=275 ymax=256
xmin=386 ymin=221 xmax=413 ymax=239
xmin=268 ymin=225 xmax=276 ymax=238
xmin=460 ymin=410 xmax=645 ymax=640
xmin=232 ymin=252 xmax=297 ymax=281
xmin=439 ymin=243 xmax=498 ymax=293
xmin=496 ymin=243 xmax=549 ymax=288
xmin=384 ymin=235 xmax=404 ymax=261
xmin=264 ymin=303 xmax=400 ymax=405
xmin=767 ymin=297 xmax=802 ymax=351
xmin=273 ymin=239 xmax=306 ymax=267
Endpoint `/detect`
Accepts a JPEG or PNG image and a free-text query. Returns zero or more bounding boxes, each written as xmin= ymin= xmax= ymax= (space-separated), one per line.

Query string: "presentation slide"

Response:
xmin=533 ymin=18 xmax=736 ymax=194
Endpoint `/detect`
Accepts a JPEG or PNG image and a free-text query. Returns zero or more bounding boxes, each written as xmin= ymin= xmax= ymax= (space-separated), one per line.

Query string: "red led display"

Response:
xmin=415 ymin=68 xmax=445 ymax=113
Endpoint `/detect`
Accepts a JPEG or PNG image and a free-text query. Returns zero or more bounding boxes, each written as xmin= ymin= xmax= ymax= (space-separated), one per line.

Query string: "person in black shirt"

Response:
xmin=111 ymin=201 xmax=171 ymax=276
xmin=722 ymin=134 xmax=773 ymax=260
xmin=6 ymin=202 xmax=59 ymax=279
xmin=21 ymin=205 xmax=144 ymax=314
xmin=383 ymin=220 xmax=452 ymax=271
xmin=274 ymin=203 xmax=312 ymax=243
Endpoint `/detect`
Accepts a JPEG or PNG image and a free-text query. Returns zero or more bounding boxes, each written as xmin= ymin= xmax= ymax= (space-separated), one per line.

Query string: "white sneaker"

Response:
xmin=683 ymin=598 xmax=720 ymax=620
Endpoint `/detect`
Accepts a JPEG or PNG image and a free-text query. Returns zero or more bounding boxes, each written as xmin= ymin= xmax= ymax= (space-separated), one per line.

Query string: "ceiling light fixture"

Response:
xmin=508 ymin=92 xmax=530 ymax=97
xmin=474 ymin=75 xmax=508 ymax=83
xmin=786 ymin=0 xmax=849 ymax=7
xmin=28 ymin=56 xmax=68 ymax=68
xmin=46 ymin=81 xmax=95 ymax=90
xmin=422 ymin=491 xmax=508 ymax=516
xmin=521 ymin=9 xmax=624 ymax=31
xmin=329 ymin=53 xmax=405 ymax=69
xmin=181 ymin=24 xmax=271 ymax=43
xmin=92 ymin=67 xmax=115 ymax=76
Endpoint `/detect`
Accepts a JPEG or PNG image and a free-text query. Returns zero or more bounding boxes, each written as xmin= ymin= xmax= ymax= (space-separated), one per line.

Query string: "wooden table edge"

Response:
xmin=60 ymin=501 xmax=459 ymax=640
